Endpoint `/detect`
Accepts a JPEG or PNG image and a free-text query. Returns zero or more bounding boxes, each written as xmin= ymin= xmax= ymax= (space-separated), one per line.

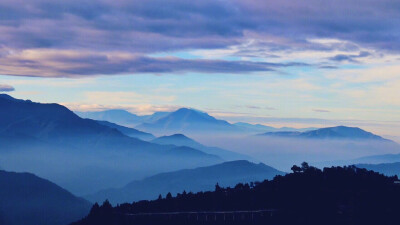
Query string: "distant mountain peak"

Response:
xmin=136 ymin=107 xmax=236 ymax=135
xmin=163 ymin=133 xmax=189 ymax=139
xmin=167 ymin=107 xmax=215 ymax=120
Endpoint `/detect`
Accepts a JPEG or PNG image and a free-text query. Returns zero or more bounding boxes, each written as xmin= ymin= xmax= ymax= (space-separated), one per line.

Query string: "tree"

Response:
xmin=301 ymin=162 xmax=310 ymax=171
xmin=101 ymin=200 xmax=113 ymax=214
xmin=166 ymin=192 xmax=172 ymax=200
xmin=215 ymin=183 xmax=222 ymax=192
xmin=291 ymin=165 xmax=302 ymax=173
xmin=89 ymin=203 xmax=100 ymax=216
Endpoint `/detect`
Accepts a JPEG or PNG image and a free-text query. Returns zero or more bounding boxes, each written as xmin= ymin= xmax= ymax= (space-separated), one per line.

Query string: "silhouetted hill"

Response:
xmin=85 ymin=160 xmax=283 ymax=204
xmin=0 ymin=94 xmax=150 ymax=149
xmin=151 ymin=134 xmax=250 ymax=160
xmin=0 ymin=170 xmax=91 ymax=225
xmin=136 ymin=108 xmax=240 ymax=135
xmin=73 ymin=164 xmax=400 ymax=225
xmin=96 ymin=120 xmax=155 ymax=141
xmin=259 ymin=126 xmax=391 ymax=141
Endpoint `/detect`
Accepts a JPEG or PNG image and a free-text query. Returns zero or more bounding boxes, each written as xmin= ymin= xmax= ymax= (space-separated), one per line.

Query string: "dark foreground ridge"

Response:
xmin=72 ymin=163 xmax=400 ymax=225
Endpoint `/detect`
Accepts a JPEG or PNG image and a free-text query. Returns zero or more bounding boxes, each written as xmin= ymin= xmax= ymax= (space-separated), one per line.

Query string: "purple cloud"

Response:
xmin=0 ymin=84 xmax=15 ymax=92
xmin=0 ymin=50 xmax=309 ymax=77
xmin=329 ymin=51 xmax=371 ymax=63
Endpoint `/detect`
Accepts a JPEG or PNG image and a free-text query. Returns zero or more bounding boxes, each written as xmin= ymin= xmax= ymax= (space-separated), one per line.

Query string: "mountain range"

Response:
xmin=0 ymin=94 xmax=224 ymax=195
xmin=259 ymin=126 xmax=391 ymax=141
xmin=0 ymin=170 xmax=91 ymax=225
xmin=95 ymin=120 xmax=155 ymax=141
xmin=78 ymin=108 xmax=315 ymax=136
xmin=85 ymin=160 xmax=284 ymax=204
xmin=1 ymin=93 xmax=397 ymax=197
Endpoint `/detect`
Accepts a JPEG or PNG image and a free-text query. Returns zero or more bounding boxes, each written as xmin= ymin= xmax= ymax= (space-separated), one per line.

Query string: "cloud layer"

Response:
xmin=0 ymin=49 xmax=310 ymax=77
xmin=0 ymin=0 xmax=398 ymax=77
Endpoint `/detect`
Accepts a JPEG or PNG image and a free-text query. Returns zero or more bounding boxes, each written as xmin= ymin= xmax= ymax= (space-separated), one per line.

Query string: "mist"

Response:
xmin=0 ymin=145 xmax=221 ymax=196
xmin=193 ymin=135 xmax=400 ymax=171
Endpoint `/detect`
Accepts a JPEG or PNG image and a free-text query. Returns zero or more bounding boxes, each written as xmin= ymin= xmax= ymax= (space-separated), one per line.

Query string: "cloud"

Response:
xmin=313 ymin=109 xmax=330 ymax=113
xmin=329 ymin=51 xmax=371 ymax=63
xmin=318 ymin=65 xmax=339 ymax=69
xmin=0 ymin=84 xmax=15 ymax=92
xmin=246 ymin=105 xmax=261 ymax=109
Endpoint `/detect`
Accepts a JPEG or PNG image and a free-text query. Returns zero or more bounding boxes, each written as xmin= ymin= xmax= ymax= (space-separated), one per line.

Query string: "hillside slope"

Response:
xmin=0 ymin=170 xmax=91 ymax=225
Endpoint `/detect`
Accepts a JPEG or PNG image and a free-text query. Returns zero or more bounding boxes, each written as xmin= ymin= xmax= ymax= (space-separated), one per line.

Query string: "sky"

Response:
xmin=0 ymin=0 xmax=400 ymax=139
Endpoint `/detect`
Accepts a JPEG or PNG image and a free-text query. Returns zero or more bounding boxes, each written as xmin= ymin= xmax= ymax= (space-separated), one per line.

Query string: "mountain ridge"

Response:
xmin=259 ymin=126 xmax=391 ymax=141
xmin=95 ymin=120 xmax=155 ymax=141
xmin=151 ymin=133 xmax=251 ymax=161
xmin=85 ymin=160 xmax=284 ymax=204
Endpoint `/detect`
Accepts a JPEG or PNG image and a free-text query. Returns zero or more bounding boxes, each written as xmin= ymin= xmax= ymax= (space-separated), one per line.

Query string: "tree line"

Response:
xmin=72 ymin=163 xmax=400 ymax=225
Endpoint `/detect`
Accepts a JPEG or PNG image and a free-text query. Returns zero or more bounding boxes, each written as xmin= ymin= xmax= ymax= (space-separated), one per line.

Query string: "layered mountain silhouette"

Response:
xmin=85 ymin=160 xmax=284 ymax=204
xmin=95 ymin=120 xmax=155 ymax=141
xmin=151 ymin=134 xmax=250 ymax=160
xmin=79 ymin=108 xmax=319 ymax=136
xmin=0 ymin=95 xmax=224 ymax=195
xmin=0 ymin=170 xmax=91 ymax=225
xmin=76 ymin=110 xmax=170 ymax=127
xmin=259 ymin=126 xmax=390 ymax=141
xmin=136 ymin=108 xmax=240 ymax=135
